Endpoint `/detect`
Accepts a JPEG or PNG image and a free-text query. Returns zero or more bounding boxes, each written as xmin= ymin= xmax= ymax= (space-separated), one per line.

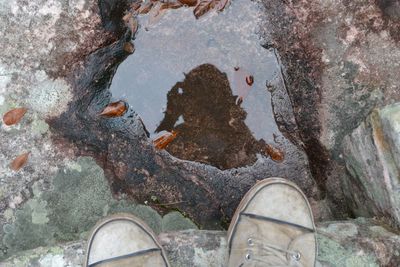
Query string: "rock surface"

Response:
xmin=343 ymin=103 xmax=400 ymax=228
xmin=0 ymin=157 xmax=197 ymax=260
xmin=48 ymin=0 xmax=321 ymax=228
xmin=1 ymin=0 xmax=400 ymax=265
xmin=317 ymin=218 xmax=400 ymax=266
xmin=0 ymin=0 xmax=112 ymax=261
xmin=262 ymin=0 xmax=400 ymax=219
xmin=2 ymin=219 xmax=400 ymax=266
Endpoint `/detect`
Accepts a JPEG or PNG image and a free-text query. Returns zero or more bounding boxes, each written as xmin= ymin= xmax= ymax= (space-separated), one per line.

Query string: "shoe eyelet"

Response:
xmin=247 ymin=238 xmax=254 ymax=246
xmin=292 ymin=251 xmax=301 ymax=261
xmin=245 ymin=251 xmax=252 ymax=261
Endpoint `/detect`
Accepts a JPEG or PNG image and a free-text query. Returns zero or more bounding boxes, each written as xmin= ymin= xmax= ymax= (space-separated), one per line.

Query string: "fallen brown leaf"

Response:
xmin=233 ymin=67 xmax=253 ymax=105
xmin=131 ymin=2 xmax=141 ymax=11
xmin=138 ymin=1 xmax=154 ymax=14
xmin=3 ymin=107 xmax=28 ymax=126
xmin=265 ymin=144 xmax=284 ymax=162
xmin=178 ymin=0 xmax=198 ymax=7
xmin=123 ymin=42 xmax=135 ymax=54
xmin=153 ymin=130 xmax=177 ymax=149
xmin=193 ymin=0 xmax=216 ymax=18
xmin=122 ymin=12 xmax=132 ymax=23
xmin=245 ymin=75 xmax=254 ymax=86
xmin=127 ymin=17 xmax=139 ymax=34
xmin=100 ymin=101 xmax=127 ymax=117
xmin=215 ymin=0 xmax=229 ymax=11
xmin=193 ymin=0 xmax=230 ymax=18
xmin=160 ymin=1 xmax=184 ymax=10
xmin=11 ymin=152 xmax=30 ymax=171
xmin=147 ymin=2 xmax=167 ymax=27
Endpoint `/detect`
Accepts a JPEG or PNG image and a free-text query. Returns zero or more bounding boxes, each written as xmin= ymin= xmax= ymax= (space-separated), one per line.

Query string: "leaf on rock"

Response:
xmin=193 ymin=0 xmax=230 ymax=18
xmin=138 ymin=1 xmax=154 ymax=14
xmin=127 ymin=16 xmax=139 ymax=35
xmin=146 ymin=1 xmax=184 ymax=28
xmin=3 ymin=107 xmax=28 ymax=126
xmin=11 ymin=152 xmax=30 ymax=171
xmin=100 ymin=101 xmax=127 ymax=117
xmin=153 ymin=130 xmax=178 ymax=149
xmin=160 ymin=1 xmax=184 ymax=10
xmin=193 ymin=0 xmax=216 ymax=18
xmin=265 ymin=144 xmax=284 ymax=162
xmin=216 ymin=0 xmax=229 ymax=11
xmin=122 ymin=12 xmax=133 ymax=23
xmin=178 ymin=0 xmax=198 ymax=7
xmin=147 ymin=2 xmax=167 ymax=27
xmin=130 ymin=2 xmax=142 ymax=11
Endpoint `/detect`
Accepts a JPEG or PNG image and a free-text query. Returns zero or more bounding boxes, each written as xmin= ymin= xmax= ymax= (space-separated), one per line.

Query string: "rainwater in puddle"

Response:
xmin=110 ymin=0 xmax=284 ymax=170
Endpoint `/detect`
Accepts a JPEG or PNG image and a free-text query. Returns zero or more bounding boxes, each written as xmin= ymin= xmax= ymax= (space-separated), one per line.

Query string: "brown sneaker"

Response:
xmin=85 ymin=213 xmax=170 ymax=267
xmin=227 ymin=178 xmax=317 ymax=267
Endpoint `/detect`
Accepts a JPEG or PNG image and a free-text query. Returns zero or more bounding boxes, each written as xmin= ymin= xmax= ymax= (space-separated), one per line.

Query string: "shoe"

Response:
xmin=85 ymin=213 xmax=170 ymax=267
xmin=227 ymin=178 xmax=317 ymax=266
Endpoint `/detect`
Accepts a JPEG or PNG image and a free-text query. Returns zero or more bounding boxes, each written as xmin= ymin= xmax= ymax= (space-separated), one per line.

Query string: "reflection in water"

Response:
xmin=156 ymin=64 xmax=269 ymax=170
xmin=110 ymin=0 xmax=285 ymax=169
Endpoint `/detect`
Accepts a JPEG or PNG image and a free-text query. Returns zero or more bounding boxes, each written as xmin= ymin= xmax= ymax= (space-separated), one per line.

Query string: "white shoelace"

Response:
xmin=232 ymin=238 xmax=304 ymax=267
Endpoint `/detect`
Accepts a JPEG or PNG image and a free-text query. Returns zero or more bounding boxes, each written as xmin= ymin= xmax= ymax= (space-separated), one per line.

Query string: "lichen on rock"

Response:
xmin=342 ymin=103 xmax=400 ymax=228
xmin=1 ymin=157 xmax=165 ymax=260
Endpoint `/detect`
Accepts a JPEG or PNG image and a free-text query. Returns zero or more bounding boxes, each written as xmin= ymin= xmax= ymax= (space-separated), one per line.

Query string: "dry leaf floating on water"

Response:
xmin=138 ymin=1 xmax=154 ymax=14
xmin=153 ymin=130 xmax=178 ymax=149
xmin=216 ymin=0 xmax=229 ymax=11
xmin=130 ymin=2 xmax=141 ymax=11
xmin=128 ymin=0 xmax=228 ymax=22
xmin=178 ymin=0 xmax=198 ymax=7
xmin=146 ymin=1 xmax=184 ymax=28
xmin=265 ymin=144 xmax=284 ymax=162
xmin=234 ymin=67 xmax=253 ymax=105
xmin=122 ymin=12 xmax=132 ymax=23
xmin=100 ymin=101 xmax=128 ymax=117
xmin=246 ymin=75 xmax=254 ymax=86
xmin=194 ymin=0 xmax=230 ymax=18
xmin=193 ymin=0 xmax=215 ymax=18
xmin=3 ymin=107 xmax=28 ymax=126
xmin=161 ymin=1 xmax=184 ymax=10
xmin=147 ymin=2 xmax=168 ymax=27
xmin=128 ymin=17 xmax=139 ymax=34
xmin=11 ymin=152 xmax=30 ymax=171
xmin=123 ymin=42 xmax=135 ymax=54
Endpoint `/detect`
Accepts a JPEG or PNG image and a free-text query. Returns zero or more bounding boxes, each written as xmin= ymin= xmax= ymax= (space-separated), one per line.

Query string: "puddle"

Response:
xmin=109 ymin=0 xmax=284 ymax=169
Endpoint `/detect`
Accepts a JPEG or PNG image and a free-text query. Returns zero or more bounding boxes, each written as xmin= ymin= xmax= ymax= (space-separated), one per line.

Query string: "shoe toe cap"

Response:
xmin=243 ymin=182 xmax=315 ymax=230
xmin=87 ymin=218 xmax=160 ymax=265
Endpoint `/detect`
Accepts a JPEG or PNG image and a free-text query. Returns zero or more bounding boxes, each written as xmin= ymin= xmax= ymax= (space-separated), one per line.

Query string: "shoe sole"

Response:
xmin=227 ymin=177 xmax=317 ymax=264
xmin=84 ymin=213 xmax=170 ymax=267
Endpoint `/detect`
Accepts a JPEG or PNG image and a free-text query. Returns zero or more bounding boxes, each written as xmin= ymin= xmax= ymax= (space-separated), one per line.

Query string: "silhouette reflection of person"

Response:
xmin=156 ymin=64 xmax=270 ymax=170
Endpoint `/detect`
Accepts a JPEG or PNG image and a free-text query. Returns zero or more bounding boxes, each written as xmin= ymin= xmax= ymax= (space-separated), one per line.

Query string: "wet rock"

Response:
xmin=342 ymin=103 xmax=400 ymax=228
